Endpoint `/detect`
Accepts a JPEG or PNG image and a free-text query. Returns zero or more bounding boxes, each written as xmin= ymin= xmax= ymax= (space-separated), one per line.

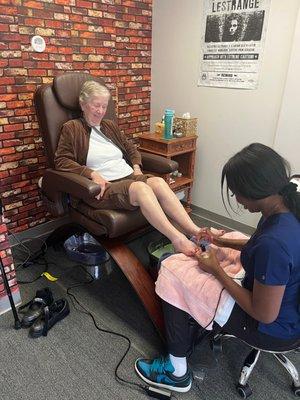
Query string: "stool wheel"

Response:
xmin=292 ymin=384 xmax=300 ymax=397
xmin=236 ymin=383 xmax=252 ymax=398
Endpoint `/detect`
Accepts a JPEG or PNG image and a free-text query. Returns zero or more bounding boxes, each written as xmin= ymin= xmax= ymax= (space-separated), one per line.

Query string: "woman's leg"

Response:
xmin=135 ymin=301 xmax=194 ymax=392
xmin=83 ymin=176 xmax=197 ymax=255
xmin=146 ymin=177 xmax=200 ymax=237
xmin=129 ymin=181 xmax=196 ymax=255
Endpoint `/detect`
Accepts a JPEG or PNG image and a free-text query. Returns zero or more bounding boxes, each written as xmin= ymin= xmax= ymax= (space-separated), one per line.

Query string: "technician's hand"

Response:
xmin=91 ymin=171 xmax=110 ymax=200
xmin=195 ymin=247 xmax=221 ymax=276
xmin=212 ymin=235 xmax=230 ymax=247
xmin=133 ymin=164 xmax=143 ymax=176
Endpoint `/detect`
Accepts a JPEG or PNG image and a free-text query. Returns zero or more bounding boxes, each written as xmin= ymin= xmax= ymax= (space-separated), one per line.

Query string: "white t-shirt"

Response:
xmin=86 ymin=127 xmax=133 ymax=181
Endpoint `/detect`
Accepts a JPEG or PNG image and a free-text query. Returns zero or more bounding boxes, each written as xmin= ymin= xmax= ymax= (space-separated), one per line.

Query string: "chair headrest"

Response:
xmin=53 ymin=73 xmax=106 ymax=111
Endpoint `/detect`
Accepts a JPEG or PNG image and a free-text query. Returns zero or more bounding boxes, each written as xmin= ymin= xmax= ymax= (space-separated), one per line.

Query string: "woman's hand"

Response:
xmin=91 ymin=171 xmax=110 ymax=200
xmin=195 ymin=247 xmax=222 ymax=276
xmin=195 ymin=227 xmax=226 ymax=244
xmin=133 ymin=164 xmax=143 ymax=176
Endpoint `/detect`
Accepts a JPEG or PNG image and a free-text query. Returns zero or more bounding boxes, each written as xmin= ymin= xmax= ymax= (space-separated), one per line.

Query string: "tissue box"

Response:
xmin=174 ymin=117 xmax=197 ymax=136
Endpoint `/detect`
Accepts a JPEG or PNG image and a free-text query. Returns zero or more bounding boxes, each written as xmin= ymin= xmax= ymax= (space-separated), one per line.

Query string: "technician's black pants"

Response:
xmin=163 ymin=300 xmax=202 ymax=357
xmin=163 ymin=300 xmax=300 ymax=357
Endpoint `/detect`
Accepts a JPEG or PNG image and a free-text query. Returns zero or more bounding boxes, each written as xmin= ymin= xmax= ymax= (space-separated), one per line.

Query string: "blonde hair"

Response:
xmin=79 ymin=80 xmax=110 ymax=104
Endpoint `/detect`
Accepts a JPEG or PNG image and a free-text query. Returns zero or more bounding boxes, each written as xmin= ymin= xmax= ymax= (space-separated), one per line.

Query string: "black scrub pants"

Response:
xmin=163 ymin=300 xmax=300 ymax=356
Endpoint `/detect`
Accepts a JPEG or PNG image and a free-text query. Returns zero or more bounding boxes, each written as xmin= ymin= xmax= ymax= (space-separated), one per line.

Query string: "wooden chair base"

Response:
xmin=100 ymin=237 xmax=165 ymax=337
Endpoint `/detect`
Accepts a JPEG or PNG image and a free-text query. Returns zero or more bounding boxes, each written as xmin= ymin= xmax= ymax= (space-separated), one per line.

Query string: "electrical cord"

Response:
xmin=187 ymin=287 xmax=226 ymax=363
xmin=16 ymin=256 xmax=51 ymax=284
xmin=8 ymin=230 xmax=48 ymax=271
xmin=8 ymin=231 xmax=65 ymax=285
xmin=66 ymin=266 xmax=181 ymax=399
xmin=65 ymin=266 xmax=149 ymax=394
xmin=9 ymin=231 xmax=32 ymax=270
xmin=66 ymin=266 xmax=225 ymax=399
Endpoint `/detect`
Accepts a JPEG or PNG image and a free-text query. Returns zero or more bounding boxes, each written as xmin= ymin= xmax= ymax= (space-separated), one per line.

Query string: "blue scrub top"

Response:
xmin=241 ymin=212 xmax=300 ymax=339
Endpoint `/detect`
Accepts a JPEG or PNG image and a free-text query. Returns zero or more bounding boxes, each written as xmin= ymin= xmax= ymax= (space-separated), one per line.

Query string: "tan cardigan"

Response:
xmin=54 ymin=118 xmax=142 ymax=179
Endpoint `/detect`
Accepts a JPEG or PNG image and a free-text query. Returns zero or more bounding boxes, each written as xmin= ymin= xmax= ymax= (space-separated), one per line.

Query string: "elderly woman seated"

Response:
xmin=54 ymin=80 xmax=203 ymax=255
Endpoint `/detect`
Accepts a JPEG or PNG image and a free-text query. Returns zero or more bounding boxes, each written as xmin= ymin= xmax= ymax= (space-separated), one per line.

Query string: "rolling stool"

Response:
xmin=211 ymin=332 xmax=300 ymax=398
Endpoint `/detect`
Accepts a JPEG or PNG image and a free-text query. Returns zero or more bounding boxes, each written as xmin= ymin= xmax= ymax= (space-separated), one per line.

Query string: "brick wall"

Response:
xmin=0 ymin=0 xmax=152 ymax=233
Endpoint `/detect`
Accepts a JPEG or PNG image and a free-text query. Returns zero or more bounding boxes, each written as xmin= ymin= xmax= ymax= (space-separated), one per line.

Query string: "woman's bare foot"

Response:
xmin=172 ymin=234 xmax=197 ymax=256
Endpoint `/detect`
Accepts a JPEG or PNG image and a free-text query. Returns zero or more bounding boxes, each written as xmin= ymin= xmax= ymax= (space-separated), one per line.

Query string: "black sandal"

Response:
xmin=19 ymin=287 xmax=54 ymax=328
xmin=29 ymin=298 xmax=70 ymax=338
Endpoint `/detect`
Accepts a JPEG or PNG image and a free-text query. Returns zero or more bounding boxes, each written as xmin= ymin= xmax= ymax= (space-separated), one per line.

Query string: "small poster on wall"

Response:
xmin=198 ymin=0 xmax=270 ymax=89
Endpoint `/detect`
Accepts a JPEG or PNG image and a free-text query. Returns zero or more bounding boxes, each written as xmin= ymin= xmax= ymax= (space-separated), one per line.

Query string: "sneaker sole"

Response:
xmin=134 ymin=359 xmax=192 ymax=393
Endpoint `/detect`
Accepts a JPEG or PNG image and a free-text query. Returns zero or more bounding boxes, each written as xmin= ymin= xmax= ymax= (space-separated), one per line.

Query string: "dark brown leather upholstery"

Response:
xmin=35 ymin=72 xmax=178 ymax=238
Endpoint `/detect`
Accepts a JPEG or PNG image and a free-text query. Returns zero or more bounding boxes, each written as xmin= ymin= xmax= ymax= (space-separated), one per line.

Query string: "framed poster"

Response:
xmin=198 ymin=0 xmax=271 ymax=89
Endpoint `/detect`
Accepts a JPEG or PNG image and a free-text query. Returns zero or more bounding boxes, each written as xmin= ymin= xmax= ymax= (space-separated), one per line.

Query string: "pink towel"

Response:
xmin=155 ymin=231 xmax=248 ymax=329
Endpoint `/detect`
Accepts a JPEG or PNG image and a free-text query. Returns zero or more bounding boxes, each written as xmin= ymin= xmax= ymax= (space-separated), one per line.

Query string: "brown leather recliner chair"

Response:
xmin=34 ymin=72 xmax=178 ymax=335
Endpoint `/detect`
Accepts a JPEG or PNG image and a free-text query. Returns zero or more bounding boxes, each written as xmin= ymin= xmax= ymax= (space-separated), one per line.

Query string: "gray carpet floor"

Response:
xmin=1 ymin=228 xmax=299 ymax=400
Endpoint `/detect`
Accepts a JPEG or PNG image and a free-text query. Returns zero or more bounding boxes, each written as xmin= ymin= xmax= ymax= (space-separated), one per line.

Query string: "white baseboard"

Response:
xmin=191 ymin=205 xmax=255 ymax=236
xmin=8 ymin=216 xmax=71 ymax=248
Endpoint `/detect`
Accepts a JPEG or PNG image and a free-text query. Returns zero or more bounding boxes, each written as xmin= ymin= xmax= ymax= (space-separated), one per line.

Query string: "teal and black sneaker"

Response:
xmin=135 ymin=355 xmax=192 ymax=393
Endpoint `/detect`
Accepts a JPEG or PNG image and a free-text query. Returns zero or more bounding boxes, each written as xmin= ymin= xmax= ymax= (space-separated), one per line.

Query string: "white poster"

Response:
xmin=198 ymin=0 xmax=270 ymax=89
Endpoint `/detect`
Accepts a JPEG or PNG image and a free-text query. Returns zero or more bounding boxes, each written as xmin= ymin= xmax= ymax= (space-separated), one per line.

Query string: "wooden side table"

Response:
xmin=139 ymin=133 xmax=198 ymax=212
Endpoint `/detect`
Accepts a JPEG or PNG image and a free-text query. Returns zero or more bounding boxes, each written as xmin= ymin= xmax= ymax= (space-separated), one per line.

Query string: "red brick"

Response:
xmin=14 ymin=108 xmax=34 ymax=116
xmin=23 ymin=1 xmax=44 ymax=9
xmin=12 ymin=224 xmax=28 ymax=232
xmin=76 ymin=0 xmax=93 ymax=8
xmin=6 ymin=101 xmax=25 ymax=109
xmin=8 ymin=59 xmax=23 ymax=68
xmin=45 ymin=20 xmax=64 ymax=29
xmin=24 ymin=18 xmax=44 ymax=27
xmin=8 ymin=42 xmax=21 ymax=50
xmin=11 ymin=180 xmax=30 ymax=189
xmin=0 ymin=23 xmax=9 ymax=32
xmin=0 ymin=171 xmax=9 ymax=179
xmin=3 ymin=123 xmax=24 ymax=132
xmin=0 ymin=147 xmax=15 ymax=156
xmin=3 ymin=153 xmax=23 ymax=162
xmin=0 ymin=33 xmax=20 ymax=41
xmin=0 ymin=77 xmax=15 ymax=86
xmin=28 ymin=69 xmax=47 ymax=77
xmin=69 ymin=14 xmax=83 ymax=22
xmin=0 ymin=225 xmax=7 ymax=235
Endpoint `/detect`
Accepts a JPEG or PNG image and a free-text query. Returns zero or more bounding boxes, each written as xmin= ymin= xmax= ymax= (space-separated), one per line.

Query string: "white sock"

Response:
xmin=169 ymin=354 xmax=187 ymax=377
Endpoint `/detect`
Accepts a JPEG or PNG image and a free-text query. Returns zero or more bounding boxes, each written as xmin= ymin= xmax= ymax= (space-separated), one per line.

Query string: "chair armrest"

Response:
xmin=141 ymin=151 xmax=178 ymax=174
xmin=42 ymin=169 xmax=100 ymax=200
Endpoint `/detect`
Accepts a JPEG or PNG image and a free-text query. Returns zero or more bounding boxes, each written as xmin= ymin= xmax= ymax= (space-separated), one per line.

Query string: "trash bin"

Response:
xmin=64 ymin=233 xmax=110 ymax=279
xmin=147 ymin=236 xmax=174 ymax=280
